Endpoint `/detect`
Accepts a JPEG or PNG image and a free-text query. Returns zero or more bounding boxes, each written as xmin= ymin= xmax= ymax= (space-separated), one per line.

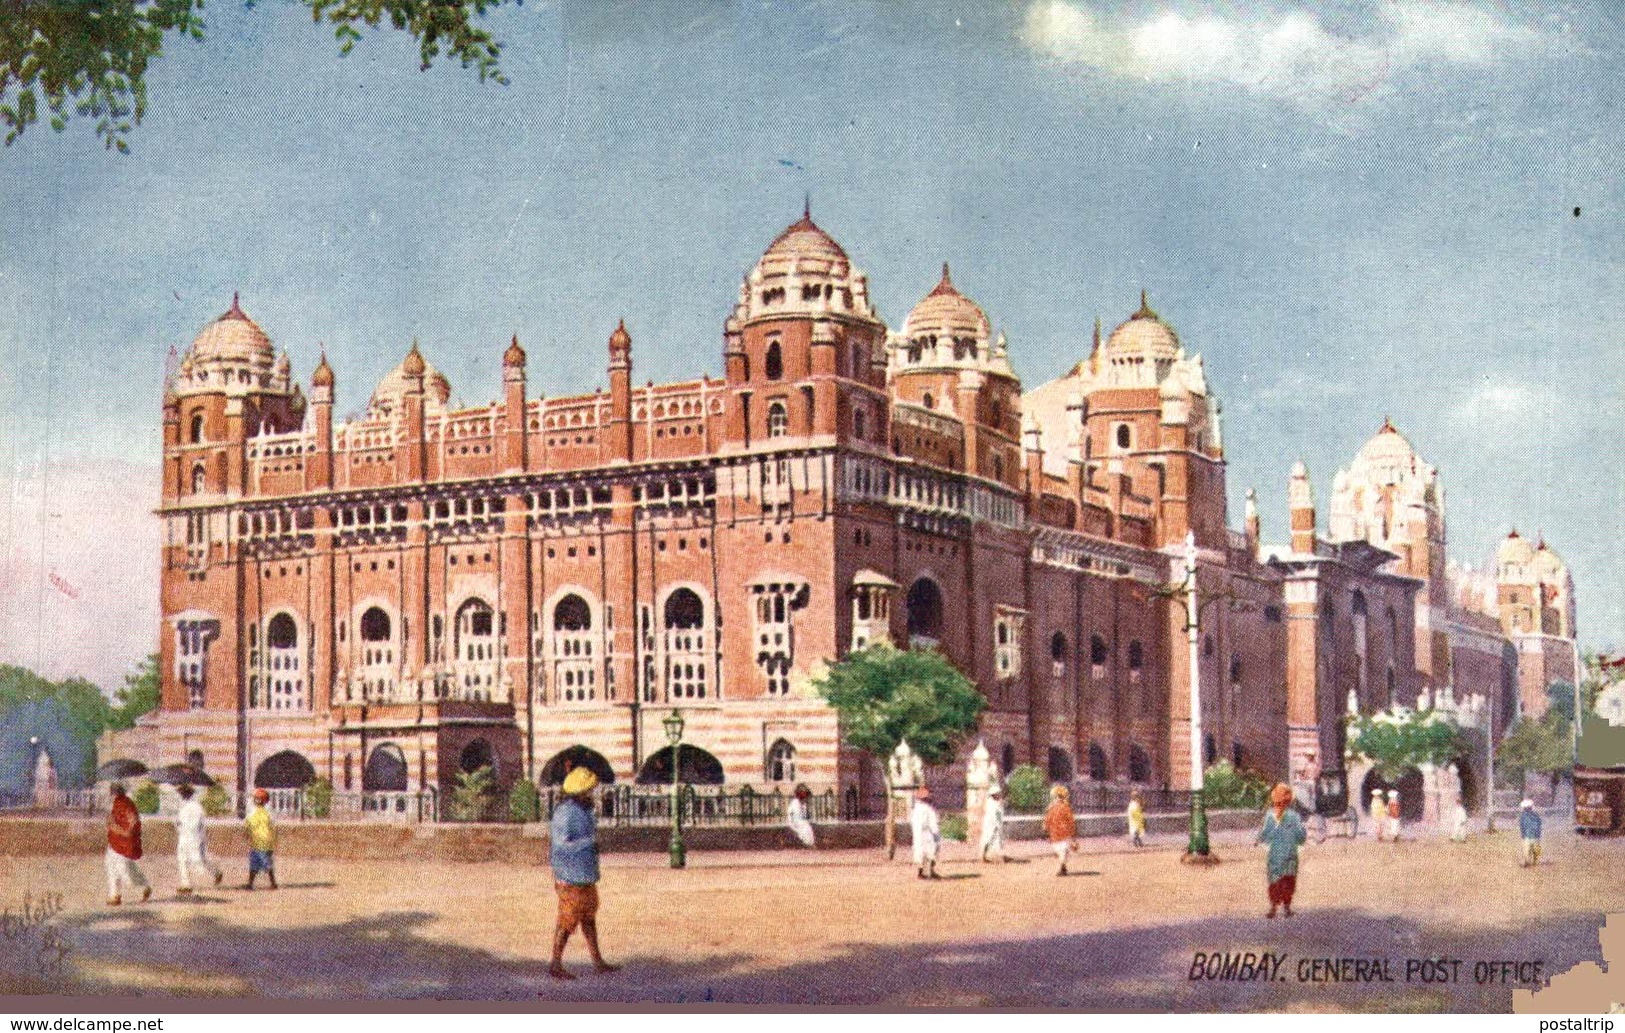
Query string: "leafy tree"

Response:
xmin=1201 ymin=760 xmax=1269 ymax=811
xmin=1004 ymin=763 xmax=1048 ymax=814
xmin=814 ymin=643 xmax=986 ymax=769
xmin=447 ymin=764 xmax=494 ymax=821
xmin=507 ymin=776 xmax=539 ymax=824
xmin=201 ymin=782 xmax=232 ymax=817
xmin=0 ymin=663 xmax=115 ymax=785
xmin=1347 ymin=707 xmax=1462 ymax=780
xmin=131 ymin=779 xmax=161 ymax=814
xmin=939 ymin=813 xmax=968 ymax=842
xmin=110 ymin=654 xmax=160 ymax=730
xmin=1497 ymin=712 xmax=1572 ymax=791
xmin=301 ymin=777 xmax=333 ymax=818
xmin=2 ymin=0 xmax=516 ymax=151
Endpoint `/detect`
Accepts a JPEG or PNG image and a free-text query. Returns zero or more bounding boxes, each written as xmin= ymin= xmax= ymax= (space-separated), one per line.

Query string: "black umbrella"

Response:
xmin=147 ymin=763 xmax=215 ymax=787
xmin=95 ymin=758 xmax=148 ymax=781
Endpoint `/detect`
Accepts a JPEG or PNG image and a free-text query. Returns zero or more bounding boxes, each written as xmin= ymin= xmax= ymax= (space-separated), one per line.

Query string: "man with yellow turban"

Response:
xmin=1256 ymin=783 xmax=1307 ymax=918
xmin=549 ymin=766 xmax=618 ymax=979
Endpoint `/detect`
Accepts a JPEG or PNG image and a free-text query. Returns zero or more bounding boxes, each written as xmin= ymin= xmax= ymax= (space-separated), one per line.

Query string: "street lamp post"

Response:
xmin=663 ymin=709 xmax=686 ymax=869
xmin=1180 ymin=532 xmax=1215 ymax=862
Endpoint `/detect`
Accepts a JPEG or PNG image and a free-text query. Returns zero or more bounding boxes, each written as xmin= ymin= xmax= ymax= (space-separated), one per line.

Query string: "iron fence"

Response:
xmin=536 ymin=783 xmax=844 ymax=828
xmin=1063 ymin=780 xmax=1195 ymax=814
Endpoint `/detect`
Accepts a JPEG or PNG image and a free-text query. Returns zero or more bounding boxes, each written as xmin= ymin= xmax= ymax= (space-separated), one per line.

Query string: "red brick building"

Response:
xmin=123 ymin=210 xmax=1423 ymax=810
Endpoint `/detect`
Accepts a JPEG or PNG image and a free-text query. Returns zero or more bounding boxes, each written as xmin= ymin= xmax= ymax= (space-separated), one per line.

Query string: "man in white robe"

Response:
xmin=174 ymin=782 xmax=222 ymax=894
xmin=978 ymin=783 xmax=1006 ymax=863
xmin=910 ymin=786 xmax=941 ymax=879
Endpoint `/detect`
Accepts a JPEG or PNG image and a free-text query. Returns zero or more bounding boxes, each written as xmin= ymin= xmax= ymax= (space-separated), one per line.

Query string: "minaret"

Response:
xmin=400 ymin=340 xmax=427 ymax=482
xmin=1289 ymin=460 xmax=1316 ymax=555
xmin=1244 ymin=487 xmax=1260 ymax=557
xmin=308 ymin=350 xmax=334 ymax=490
xmin=607 ymin=320 xmax=633 ymax=463
xmin=502 ymin=334 xmax=528 ymax=473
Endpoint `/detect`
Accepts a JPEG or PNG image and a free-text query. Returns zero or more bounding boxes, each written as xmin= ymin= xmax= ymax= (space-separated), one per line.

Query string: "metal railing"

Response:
xmin=1061 ymin=781 xmax=1196 ymax=815
xmin=536 ymin=784 xmax=844 ymax=828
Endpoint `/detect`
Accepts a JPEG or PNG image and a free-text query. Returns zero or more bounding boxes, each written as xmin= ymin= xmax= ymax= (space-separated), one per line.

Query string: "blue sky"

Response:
xmin=0 ymin=0 xmax=1619 ymax=688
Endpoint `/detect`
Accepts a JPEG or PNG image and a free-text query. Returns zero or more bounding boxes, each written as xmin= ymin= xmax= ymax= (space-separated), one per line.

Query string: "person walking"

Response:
xmin=1126 ymin=788 xmax=1147 ymax=848
xmin=978 ymin=783 xmax=1007 ymax=863
xmin=104 ymin=782 xmax=151 ymax=906
xmin=1044 ymin=784 xmax=1078 ymax=876
xmin=1257 ymin=783 xmax=1307 ymax=919
xmin=549 ymin=767 xmax=618 ymax=979
xmin=786 ymin=784 xmax=816 ymax=848
xmin=1518 ymin=799 xmax=1543 ymax=867
xmin=1369 ymin=789 xmax=1387 ymax=842
xmin=910 ymin=786 xmax=942 ymax=879
xmin=243 ymin=787 xmax=278 ymax=890
xmin=174 ymin=783 xmax=222 ymax=895
xmin=1450 ymin=794 xmax=1470 ymax=843
xmin=1386 ymin=790 xmax=1403 ymax=842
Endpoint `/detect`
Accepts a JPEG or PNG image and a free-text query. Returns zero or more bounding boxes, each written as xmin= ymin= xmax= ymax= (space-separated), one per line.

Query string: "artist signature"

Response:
xmin=1 ymin=891 xmax=72 ymax=976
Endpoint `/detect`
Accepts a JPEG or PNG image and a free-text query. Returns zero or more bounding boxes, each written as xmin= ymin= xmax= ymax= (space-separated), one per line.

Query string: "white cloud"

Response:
xmin=1020 ymin=1 xmax=1543 ymax=109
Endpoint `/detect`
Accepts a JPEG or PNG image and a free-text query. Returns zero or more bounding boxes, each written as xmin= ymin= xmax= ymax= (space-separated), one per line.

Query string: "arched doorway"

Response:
xmin=1452 ymin=757 xmax=1481 ymax=813
xmin=540 ymin=745 xmax=616 ymax=786
xmin=254 ymin=750 xmax=315 ymax=789
xmin=459 ymin=738 xmax=495 ymax=776
xmin=906 ymin=578 xmax=943 ymax=644
xmin=1360 ymin=767 xmax=1425 ymax=820
xmin=1087 ymin=742 xmax=1109 ymax=781
xmin=1047 ymin=746 xmax=1074 ymax=783
xmin=636 ymin=744 xmax=725 ymax=785
xmin=363 ymin=742 xmax=409 ymax=792
xmin=1128 ymin=744 xmax=1152 ymax=784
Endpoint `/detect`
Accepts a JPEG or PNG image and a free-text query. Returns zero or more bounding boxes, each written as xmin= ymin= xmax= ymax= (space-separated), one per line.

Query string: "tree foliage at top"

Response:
xmin=0 ymin=657 xmax=161 ymax=786
xmin=1497 ymin=711 xmax=1572 ymax=788
xmin=1 ymin=0 xmax=516 ymax=151
xmin=814 ymin=644 xmax=985 ymax=768
xmin=1347 ymin=707 xmax=1462 ymax=780
xmin=110 ymin=653 xmax=160 ymax=730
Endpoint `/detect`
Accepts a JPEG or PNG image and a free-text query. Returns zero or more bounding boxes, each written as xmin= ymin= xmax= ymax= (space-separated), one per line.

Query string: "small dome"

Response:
xmin=761 ymin=207 xmax=849 ymax=266
xmin=1105 ymin=290 xmax=1180 ymax=361
xmin=903 ymin=263 xmax=991 ymax=342
xmin=608 ymin=319 xmax=631 ymax=353
xmin=504 ymin=334 xmax=526 ymax=368
xmin=369 ymin=345 xmax=451 ymax=420
xmin=1497 ymin=529 xmax=1536 ymax=567
xmin=187 ymin=293 xmax=274 ymax=367
xmin=312 ymin=351 xmax=334 ymax=388
xmin=1356 ymin=417 xmax=1417 ymax=464
xmin=733 ymin=203 xmax=876 ymax=326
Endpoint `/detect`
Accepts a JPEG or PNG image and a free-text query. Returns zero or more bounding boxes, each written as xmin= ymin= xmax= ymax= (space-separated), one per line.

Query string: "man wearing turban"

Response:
xmin=1256 ymin=782 xmax=1307 ymax=918
xmin=549 ymin=766 xmax=618 ymax=979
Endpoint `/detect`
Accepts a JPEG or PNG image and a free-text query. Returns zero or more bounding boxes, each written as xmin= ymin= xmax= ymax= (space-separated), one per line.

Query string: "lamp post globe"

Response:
xmin=664 ymin=709 xmax=686 ymax=869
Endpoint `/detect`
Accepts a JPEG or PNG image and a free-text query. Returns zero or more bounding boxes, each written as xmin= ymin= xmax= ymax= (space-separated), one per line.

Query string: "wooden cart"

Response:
xmin=1574 ymin=766 xmax=1624 ymax=835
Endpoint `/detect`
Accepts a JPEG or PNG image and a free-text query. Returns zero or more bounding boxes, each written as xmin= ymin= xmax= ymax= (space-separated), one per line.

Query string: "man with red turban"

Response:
xmin=1256 ymin=782 xmax=1307 ymax=918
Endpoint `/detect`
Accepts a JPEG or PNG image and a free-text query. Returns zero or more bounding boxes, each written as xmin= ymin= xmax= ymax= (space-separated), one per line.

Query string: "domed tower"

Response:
xmin=1040 ymin=290 xmax=1227 ymax=548
xmin=1496 ymin=530 xmax=1580 ymax=717
xmin=164 ymin=294 xmax=302 ymax=503
xmin=722 ymin=205 xmax=888 ymax=450
xmin=368 ymin=340 xmax=452 ymax=483
xmin=889 ymin=264 xmax=1022 ymax=486
xmin=1327 ymin=418 xmax=1449 ymax=687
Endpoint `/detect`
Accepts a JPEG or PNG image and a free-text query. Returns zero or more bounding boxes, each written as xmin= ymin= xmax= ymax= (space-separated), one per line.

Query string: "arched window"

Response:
xmin=906 ymin=578 xmax=944 ymax=644
xmin=454 ymin=598 xmax=497 ymax=700
xmin=459 ymin=738 xmax=495 ymax=776
xmin=1047 ymin=746 xmax=1074 ymax=783
xmin=191 ymin=464 xmax=207 ymax=494
xmin=1116 ymin=423 xmax=1132 ymax=450
xmin=1229 ymin=654 xmax=1242 ymax=684
xmin=1088 ymin=742 xmax=1109 ymax=781
xmin=1128 ymin=639 xmax=1144 ymax=669
xmin=1204 ymin=732 xmax=1218 ymax=765
xmin=1090 ymin=634 xmax=1109 ymax=666
xmin=551 ymin=593 xmax=596 ymax=704
xmin=1049 ymin=632 xmax=1068 ymax=677
xmin=767 ymin=400 xmax=789 ymax=438
xmin=853 ymin=408 xmax=867 ymax=440
xmin=1001 ymin=743 xmax=1017 ymax=775
xmin=262 ymin=612 xmax=305 ymax=711
xmin=663 ymin=588 xmax=710 ymax=699
xmin=765 ymin=739 xmax=796 ymax=782
xmin=361 ymin=607 xmax=391 ymax=643
xmin=922 ymin=392 xmax=935 ymax=410
xmin=992 ymin=454 xmax=1004 ymax=481
xmin=1128 ymin=744 xmax=1152 ymax=783
xmin=363 ymin=743 xmax=409 ymax=792
xmin=765 ymin=341 xmax=783 ymax=380
xmin=189 ymin=412 xmax=205 ymax=443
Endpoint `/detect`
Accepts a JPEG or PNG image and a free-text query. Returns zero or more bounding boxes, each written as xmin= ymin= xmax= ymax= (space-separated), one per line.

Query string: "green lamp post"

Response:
xmin=664 ymin=709 xmax=686 ymax=869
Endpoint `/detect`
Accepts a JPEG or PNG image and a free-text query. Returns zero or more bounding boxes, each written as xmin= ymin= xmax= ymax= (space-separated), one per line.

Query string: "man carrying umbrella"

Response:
xmin=174 ymin=783 xmax=223 ymax=895
xmin=105 ymin=782 xmax=151 ymax=906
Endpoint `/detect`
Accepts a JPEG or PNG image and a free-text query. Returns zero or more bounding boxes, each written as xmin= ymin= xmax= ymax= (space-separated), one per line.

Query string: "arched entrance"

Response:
xmin=459 ymin=738 xmax=495 ymax=776
xmin=1360 ymin=767 xmax=1425 ymax=820
xmin=636 ymin=744 xmax=725 ymax=785
xmin=1128 ymin=744 xmax=1152 ymax=784
xmin=363 ymin=742 xmax=409 ymax=792
xmin=540 ymin=745 xmax=616 ymax=786
xmin=1047 ymin=746 xmax=1074 ymax=783
xmin=254 ymin=750 xmax=315 ymax=789
xmin=906 ymin=578 xmax=944 ymax=644
xmin=1452 ymin=757 xmax=1481 ymax=813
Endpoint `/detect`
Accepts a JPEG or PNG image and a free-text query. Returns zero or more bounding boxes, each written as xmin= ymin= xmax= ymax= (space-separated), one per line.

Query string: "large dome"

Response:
xmin=732 ymin=204 xmax=875 ymax=325
xmin=1105 ymin=291 xmax=1180 ymax=361
xmin=1356 ymin=417 xmax=1417 ymax=464
xmin=761 ymin=211 xmax=849 ymax=266
xmin=368 ymin=342 xmax=452 ymax=421
xmin=189 ymin=294 xmax=273 ymax=365
xmin=1497 ymin=530 xmax=1537 ymax=568
xmin=903 ymin=264 xmax=991 ymax=342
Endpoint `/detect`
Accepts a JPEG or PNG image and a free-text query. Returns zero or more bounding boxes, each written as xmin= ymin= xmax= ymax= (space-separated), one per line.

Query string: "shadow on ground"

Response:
xmin=5 ymin=900 xmax=1606 ymax=1010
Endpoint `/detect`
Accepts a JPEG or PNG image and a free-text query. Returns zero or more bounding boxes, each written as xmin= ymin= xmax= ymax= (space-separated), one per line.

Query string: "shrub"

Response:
xmin=131 ymin=780 xmax=160 ymax=815
xmin=1202 ymin=761 xmax=1270 ymax=810
xmin=303 ymin=777 xmax=333 ymax=819
xmin=508 ymin=778 xmax=541 ymax=824
xmin=201 ymin=783 xmax=233 ymax=817
xmin=1005 ymin=764 xmax=1049 ymax=814
xmin=940 ymin=813 xmax=968 ymax=842
xmin=448 ymin=765 xmax=495 ymax=821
